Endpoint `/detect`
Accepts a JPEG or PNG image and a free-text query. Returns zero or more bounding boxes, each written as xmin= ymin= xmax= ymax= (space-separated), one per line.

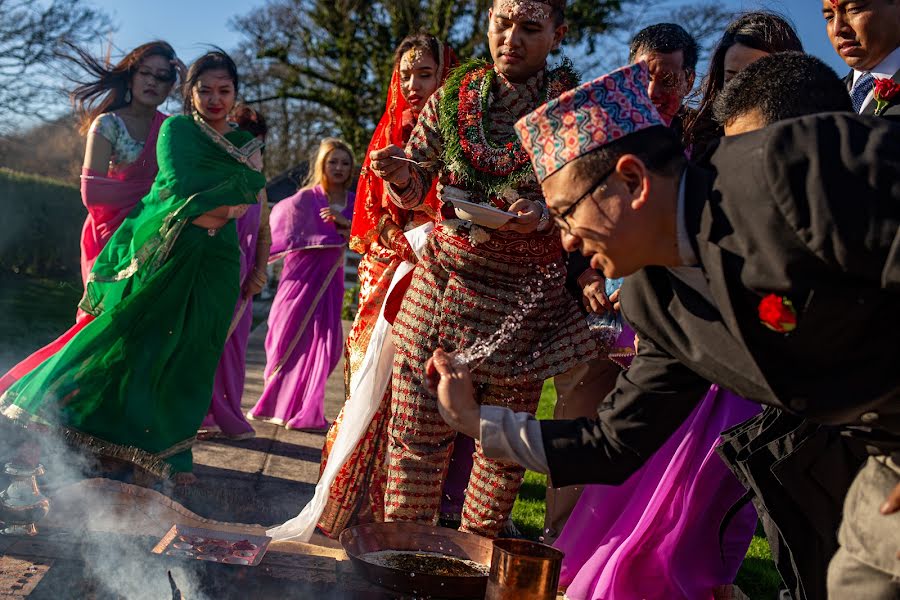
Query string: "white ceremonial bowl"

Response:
xmin=452 ymin=199 xmax=517 ymax=229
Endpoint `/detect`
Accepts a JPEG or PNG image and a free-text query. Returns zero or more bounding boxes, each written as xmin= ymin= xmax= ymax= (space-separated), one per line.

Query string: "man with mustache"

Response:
xmin=431 ymin=61 xmax=900 ymax=597
xmin=366 ymin=0 xmax=596 ymax=538
xmin=823 ymin=0 xmax=900 ymax=118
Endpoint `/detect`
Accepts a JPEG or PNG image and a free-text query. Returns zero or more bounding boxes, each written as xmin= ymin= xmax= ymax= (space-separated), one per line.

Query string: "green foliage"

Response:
xmin=0 ymin=168 xmax=83 ymax=277
xmin=232 ymin=1 xmax=627 ymax=159
xmin=342 ymin=282 xmax=361 ymax=321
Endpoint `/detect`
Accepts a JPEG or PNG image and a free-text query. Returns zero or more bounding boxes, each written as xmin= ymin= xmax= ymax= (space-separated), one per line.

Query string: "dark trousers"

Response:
xmin=717 ymin=408 xmax=869 ymax=600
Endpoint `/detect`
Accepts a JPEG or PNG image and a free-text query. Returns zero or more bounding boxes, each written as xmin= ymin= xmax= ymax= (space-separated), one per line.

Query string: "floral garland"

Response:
xmin=440 ymin=58 xmax=579 ymax=198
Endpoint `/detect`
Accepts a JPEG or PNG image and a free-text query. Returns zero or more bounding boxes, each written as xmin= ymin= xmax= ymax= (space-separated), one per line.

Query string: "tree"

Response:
xmin=231 ymin=0 xmax=625 ymax=157
xmin=0 ymin=0 xmax=111 ymax=133
xmin=579 ymin=0 xmax=735 ymax=74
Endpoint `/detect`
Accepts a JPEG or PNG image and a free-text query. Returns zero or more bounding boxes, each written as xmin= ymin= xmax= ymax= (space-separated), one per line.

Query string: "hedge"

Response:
xmin=0 ymin=168 xmax=84 ymax=277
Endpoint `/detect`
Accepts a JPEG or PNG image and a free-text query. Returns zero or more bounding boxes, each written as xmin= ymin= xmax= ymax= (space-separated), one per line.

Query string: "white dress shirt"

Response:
xmin=479 ymin=170 xmax=710 ymax=474
xmin=852 ymin=45 xmax=900 ymax=113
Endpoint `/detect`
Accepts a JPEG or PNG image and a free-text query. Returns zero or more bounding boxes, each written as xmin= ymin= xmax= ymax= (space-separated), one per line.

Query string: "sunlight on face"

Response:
xmin=324 ymin=149 xmax=352 ymax=186
xmin=192 ymin=69 xmax=236 ymax=124
xmin=488 ymin=0 xmax=566 ymax=83
xmin=399 ymin=48 xmax=440 ymax=113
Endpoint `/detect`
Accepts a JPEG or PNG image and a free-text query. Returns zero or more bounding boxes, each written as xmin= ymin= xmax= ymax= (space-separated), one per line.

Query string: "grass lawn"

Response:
xmin=0 ymin=272 xmax=84 ymax=371
xmin=510 ymin=380 xmax=783 ymax=599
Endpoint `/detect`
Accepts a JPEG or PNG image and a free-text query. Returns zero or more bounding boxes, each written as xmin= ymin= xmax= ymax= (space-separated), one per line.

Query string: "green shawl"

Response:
xmin=80 ymin=115 xmax=267 ymax=316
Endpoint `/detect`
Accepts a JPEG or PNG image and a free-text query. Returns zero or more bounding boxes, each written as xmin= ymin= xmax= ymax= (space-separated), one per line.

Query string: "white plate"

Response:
xmin=451 ymin=199 xmax=517 ymax=229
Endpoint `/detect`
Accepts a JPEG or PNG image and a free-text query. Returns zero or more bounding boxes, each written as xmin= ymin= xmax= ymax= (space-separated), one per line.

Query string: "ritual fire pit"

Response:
xmin=340 ymin=522 xmax=493 ymax=599
xmin=152 ymin=525 xmax=272 ymax=566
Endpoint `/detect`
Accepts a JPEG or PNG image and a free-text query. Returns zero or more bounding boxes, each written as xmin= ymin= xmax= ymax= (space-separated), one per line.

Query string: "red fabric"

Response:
xmin=349 ymin=45 xmax=456 ymax=254
xmin=80 ymin=110 xmax=167 ymax=285
xmin=383 ymin=270 xmax=415 ymax=326
xmin=0 ymin=316 xmax=92 ymax=395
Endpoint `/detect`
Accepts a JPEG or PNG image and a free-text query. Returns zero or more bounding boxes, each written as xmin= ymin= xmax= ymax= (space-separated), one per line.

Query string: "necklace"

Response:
xmin=440 ymin=58 xmax=578 ymax=198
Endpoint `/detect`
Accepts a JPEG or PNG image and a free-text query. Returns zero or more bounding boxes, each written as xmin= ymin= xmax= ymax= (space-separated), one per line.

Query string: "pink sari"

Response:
xmin=0 ymin=111 xmax=166 ymax=395
xmin=249 ymin=186 xmax=354 ymax=430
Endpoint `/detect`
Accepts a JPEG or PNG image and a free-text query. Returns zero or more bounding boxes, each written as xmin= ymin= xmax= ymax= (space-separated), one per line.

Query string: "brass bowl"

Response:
xmin=339 ymin=522 xmax=493 ymax=598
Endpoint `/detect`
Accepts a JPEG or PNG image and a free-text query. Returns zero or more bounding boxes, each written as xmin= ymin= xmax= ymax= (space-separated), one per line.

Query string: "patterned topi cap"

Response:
xmin=514 ymin=62 xmax=664 ymax=183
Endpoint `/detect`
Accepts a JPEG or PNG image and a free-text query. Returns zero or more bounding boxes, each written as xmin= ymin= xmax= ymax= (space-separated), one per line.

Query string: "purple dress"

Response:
xmin=555 ymin=384 xmax=760 ymax=600
xmin=249 ymin=186 xmax=355 ymax=430
xmin=202 ymin=201 xmax=263 ymax=437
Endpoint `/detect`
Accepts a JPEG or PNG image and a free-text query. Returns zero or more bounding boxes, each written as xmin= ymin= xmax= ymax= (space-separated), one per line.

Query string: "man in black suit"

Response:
xmin=545 ymin=21 xmax=703 ymax=544
xmin=823 ymin=0 xmax=900 ymax=117
xmin=429 ymin=60 xmax=900 ymax=598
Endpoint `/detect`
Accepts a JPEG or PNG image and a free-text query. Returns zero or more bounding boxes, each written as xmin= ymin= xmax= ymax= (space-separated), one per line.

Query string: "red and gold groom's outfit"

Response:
xmin=383 ymin=58 xmax=598 ymax=537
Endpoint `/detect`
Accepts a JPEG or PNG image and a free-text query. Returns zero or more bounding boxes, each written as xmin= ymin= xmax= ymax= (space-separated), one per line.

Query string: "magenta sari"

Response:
xmin=555 ymin=385 xmax=760 ymax=600
xmin=0 ymin=111 xmax=166 ymax=395
xmin=248 ymin=186 xmax=355 ymax=430
xmin=202 ymin=199 xmax=263 ymax=437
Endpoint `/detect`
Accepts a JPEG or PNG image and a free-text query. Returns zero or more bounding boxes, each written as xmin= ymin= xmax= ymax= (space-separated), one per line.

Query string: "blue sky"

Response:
xmin=88 ymin=0 xmax=843 ymax=72
xmin=33 ymin=0 xmax=842 ymax=123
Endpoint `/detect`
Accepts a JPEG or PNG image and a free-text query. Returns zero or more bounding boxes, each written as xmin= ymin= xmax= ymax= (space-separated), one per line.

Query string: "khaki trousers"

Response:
xmin=827 ymin=456 xmax=900 ymax=598
xmin=543 ymin=357 xmax=622 ymax=543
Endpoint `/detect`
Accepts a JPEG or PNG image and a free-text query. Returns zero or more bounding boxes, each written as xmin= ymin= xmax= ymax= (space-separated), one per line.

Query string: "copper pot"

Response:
xmin=485 ymin=539 xmax=564 ymax=600
xmin=340 ymin=521 xmax=493 ymax=598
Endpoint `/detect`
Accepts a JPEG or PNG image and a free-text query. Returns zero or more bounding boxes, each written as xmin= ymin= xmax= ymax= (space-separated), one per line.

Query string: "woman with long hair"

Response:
xmin=247 ymin=137 xmax=355 ymax=431
xmin=683 ymin=11 xmax=803 ymax=155
xmin=314 ymin=34 xmax=459 ymax=539
xmin=267 ymin=34 xmax=466 ymax=544
xmin=0 ymin=50 xmax=266 ymax=484
xmin=200 ymin=105 xmax=271 ymax=440
xmin=0 ymin=41 xmax=181 ymax=394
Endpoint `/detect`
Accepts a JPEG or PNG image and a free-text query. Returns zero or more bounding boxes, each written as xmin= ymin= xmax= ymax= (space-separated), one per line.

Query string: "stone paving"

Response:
xmin=173 ymin=321 xmax=351 ymax=528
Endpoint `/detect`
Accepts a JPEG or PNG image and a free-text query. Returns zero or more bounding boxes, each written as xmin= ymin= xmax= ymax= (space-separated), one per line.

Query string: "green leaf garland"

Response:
xmin=439 ymin=58 xmax=579 ymax=199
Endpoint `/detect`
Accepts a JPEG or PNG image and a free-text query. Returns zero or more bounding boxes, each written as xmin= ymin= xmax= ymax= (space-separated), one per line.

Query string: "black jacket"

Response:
xmin=541 ymin=113 xmax=900 ymax=487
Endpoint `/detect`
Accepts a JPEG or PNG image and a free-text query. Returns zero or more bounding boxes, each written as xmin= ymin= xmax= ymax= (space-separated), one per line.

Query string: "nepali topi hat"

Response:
xmin=514 ymin=62 xmax=664 ymax=183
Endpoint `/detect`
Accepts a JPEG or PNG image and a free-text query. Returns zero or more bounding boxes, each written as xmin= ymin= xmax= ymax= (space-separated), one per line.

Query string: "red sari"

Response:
xmin=317 ymin=44 xmax=456 ymax=537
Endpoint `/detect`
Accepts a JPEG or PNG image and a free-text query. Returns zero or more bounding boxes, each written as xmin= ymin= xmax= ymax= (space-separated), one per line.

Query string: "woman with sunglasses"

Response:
xmin=0 ymin=41 xmax=183 ymax=395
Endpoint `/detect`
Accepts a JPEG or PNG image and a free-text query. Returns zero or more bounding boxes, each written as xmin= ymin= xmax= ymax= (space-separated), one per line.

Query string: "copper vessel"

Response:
xmin=340 ymin=521 xmax=493 ymax=598
xmin=485 ymin=539 xmax=564 ymax=600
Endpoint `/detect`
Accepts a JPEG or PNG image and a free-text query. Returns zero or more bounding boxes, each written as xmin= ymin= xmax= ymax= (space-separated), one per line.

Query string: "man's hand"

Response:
xmin=369 ymin=145 xmax=411 ymax=187
xmin=425 ymin=348 xmax=481 ymax=439
xmin=578 ymin=269 xmax=611 ymax=315
xmin=609 ymin=288 xmax=621 ymax=312
xmin=499 ymin=198 xmax=542 ymax=234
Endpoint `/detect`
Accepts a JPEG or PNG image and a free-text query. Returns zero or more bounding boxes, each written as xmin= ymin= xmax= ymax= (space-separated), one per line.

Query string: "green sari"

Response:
xmin=1 ymin=115 xmax=267 ymax=477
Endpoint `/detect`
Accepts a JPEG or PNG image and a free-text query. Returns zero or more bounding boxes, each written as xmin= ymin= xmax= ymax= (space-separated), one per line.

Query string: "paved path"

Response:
xmin=172 ymin=321 xmax=351 ymax=529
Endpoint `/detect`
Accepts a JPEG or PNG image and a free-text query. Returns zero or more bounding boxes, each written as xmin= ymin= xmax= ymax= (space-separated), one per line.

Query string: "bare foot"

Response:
xmin=173 ymin=472 xmax=197 ymax=486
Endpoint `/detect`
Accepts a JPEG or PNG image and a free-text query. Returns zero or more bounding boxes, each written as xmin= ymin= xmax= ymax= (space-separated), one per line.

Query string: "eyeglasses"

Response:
xmin=135 ymin=68 xmax=176 ymax=84
xmin=552 ymin=166 xmax=615 ymax=235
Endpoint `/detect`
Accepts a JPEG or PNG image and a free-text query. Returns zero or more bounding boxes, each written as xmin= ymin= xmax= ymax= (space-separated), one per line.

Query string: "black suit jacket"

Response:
xmin=542 ymin=113 xmax=900 ymax=487
xmin=844 ymin=67 xmax=900 ymax=119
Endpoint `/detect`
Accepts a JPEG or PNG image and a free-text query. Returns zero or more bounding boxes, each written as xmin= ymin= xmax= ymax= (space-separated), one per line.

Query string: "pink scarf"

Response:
xmin=79 ymin=110 xmax=167 ymax=285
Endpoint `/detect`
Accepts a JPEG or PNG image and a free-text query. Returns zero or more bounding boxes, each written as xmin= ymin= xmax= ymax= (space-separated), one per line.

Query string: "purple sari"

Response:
xmin=249 ymin=186 xmax=355 ymax=430
xmin=202 ymin=199 xmax=263 ymax=436
xmin=555 ymin=386 xmax=760 ymax=600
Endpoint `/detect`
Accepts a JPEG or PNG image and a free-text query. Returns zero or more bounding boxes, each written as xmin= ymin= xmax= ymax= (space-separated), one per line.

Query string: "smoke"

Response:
xmin=0 ymin=406 xmax=216 ymax=599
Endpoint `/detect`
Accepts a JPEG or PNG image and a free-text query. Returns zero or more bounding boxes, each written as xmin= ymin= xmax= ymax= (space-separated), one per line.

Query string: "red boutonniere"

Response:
xmin=873 ymin=78 xmax=900 ymax=116
xmin=758 ymin=294 xmax=797 ymax=334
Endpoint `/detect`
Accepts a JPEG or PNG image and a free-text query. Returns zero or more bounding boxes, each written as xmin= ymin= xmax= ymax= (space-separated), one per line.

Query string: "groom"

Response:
xmin=430 ymin=62 xmax=900 ymax=596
